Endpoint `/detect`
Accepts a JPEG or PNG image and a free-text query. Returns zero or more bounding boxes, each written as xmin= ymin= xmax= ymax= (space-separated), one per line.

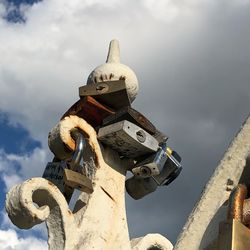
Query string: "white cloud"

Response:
xmin=0 ymin=0 xmax=206 ymax=144
xmin=5 ymin=147 xmax=48 ymax=178
xmin=0 ymin=209 xmax=47 ymax=239
xmin=0 ymin=0 xmax=250 ymax=244
xmin=0 ymin=229 xmax=47 ymax=250
xmin=0 ymin=147 xmax=49 ymax=245
xmin=0 ymin=1 xmax=6 ymax=19
xmin=0 ymin=147 xmax=49 ymax=193
xmin=143 ymin=0 xmax=198 ymax=21
xmin=2 ymin=174 xmax=22 ymax=191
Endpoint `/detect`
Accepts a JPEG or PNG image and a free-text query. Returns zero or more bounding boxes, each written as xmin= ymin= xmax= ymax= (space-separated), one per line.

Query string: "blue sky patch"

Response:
xmin=0 ymin=113 xmax=41 ymax=154
xmin=4 ymin=0 xmax=42 ymax=23
xmin=7 ymin=0 xmax=41 ymax=5
xmin=5 ymin=8 xmax=25 ymax=23
xmin=0 ymin=112 xmax=41 ymax=226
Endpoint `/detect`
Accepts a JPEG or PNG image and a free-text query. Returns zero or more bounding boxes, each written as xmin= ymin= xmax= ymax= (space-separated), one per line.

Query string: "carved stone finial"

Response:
xmin=106 ymin=39 xmax=120 ymax=63
xmin=87 ymin=39 xmax=139 ymax=102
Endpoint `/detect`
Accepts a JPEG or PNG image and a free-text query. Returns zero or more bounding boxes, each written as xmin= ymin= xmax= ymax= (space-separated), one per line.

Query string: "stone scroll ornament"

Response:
xmin=5 ymin=40 xmax=181 ymax=250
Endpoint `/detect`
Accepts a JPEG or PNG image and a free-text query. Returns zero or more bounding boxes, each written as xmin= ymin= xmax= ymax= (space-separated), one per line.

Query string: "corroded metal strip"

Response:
xmin=228 ymin=184 xmax=247 ymax=222
xmin=102 ymin=106 xmax=157 ymax=135
xmin=61 ymin=96 xmax=114 ymax=128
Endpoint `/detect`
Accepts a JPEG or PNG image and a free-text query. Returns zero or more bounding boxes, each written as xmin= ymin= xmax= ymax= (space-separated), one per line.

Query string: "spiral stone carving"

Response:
xmin=6 ymin=177 xmax=75 ymax=249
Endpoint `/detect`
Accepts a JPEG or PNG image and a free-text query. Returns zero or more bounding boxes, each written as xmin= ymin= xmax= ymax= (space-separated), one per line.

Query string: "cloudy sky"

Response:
xmin=0 ymin=0 xmax=250 ymax=249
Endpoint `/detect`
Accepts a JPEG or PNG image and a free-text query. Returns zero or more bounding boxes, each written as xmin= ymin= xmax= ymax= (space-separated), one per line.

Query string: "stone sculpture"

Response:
xmin=5 ymin=40 xmax=176 ymax=250
xmin=4 ymin=39 xmax=250 ymax=250
xmin=87 ymin=40 xmax=139 ymax=102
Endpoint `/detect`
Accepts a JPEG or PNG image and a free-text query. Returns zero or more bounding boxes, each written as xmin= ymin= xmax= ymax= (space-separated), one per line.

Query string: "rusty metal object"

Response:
xmin=228 ymin=184 xmax=248 ymax=222
xmin=217 ymin=184 xmax=250 ymax=249
xmin=103 ymin=106 xmax=157 ymax=135
xmin=61 ymin=96 xmax=115 ymax=128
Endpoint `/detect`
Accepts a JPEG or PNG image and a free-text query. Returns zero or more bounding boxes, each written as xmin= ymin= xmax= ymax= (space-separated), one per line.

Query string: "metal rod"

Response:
xmin=69 ymin=130 xmax=86 ymax=171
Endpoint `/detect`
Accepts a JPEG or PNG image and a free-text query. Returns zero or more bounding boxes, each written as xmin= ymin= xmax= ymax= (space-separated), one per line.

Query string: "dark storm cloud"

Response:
xmin=126 ymin=2 xmax=250 ymax=242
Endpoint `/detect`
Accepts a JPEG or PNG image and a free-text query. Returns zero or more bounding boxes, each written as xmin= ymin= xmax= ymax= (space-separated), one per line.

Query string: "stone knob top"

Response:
xmin=87 ymin=39 xmax=139 ymax=103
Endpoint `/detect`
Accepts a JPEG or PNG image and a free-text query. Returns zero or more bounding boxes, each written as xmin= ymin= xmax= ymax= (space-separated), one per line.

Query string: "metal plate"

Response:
xmin=132 ymin=149 xmax=166 ymax=177
xmin=61 ymin=96 xmax=115 ymax=128
xmin=64 ymin=169 xmax=93 ymax=194
xmin=98 ymin=120 xmax=159 ymax=158
xmin=78 ymin=80 xmax=131 ymax=110
xmin=218 ymin=219 xmax=250 ymax=250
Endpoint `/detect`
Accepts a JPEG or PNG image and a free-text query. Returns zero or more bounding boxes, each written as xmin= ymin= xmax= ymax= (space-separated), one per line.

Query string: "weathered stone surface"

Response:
xmin=6 ymin=177 xmax=75 ymax=249
xmin=48 ymin=115 xmax=103 ymax=161
xmin=6 ymin=115 xmax=172 ymax=250
xmin=174 ymin=116 xmax=250 ymax=250
xmin=131 ymin=234 xmax=173 ymax=250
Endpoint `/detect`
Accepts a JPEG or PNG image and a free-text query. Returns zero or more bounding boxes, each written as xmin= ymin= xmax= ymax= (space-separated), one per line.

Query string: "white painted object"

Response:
xmin=5 ymin=116 xmax=173 ymax=250
xmin=87 ymin=40 xmax=139 ymax=102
